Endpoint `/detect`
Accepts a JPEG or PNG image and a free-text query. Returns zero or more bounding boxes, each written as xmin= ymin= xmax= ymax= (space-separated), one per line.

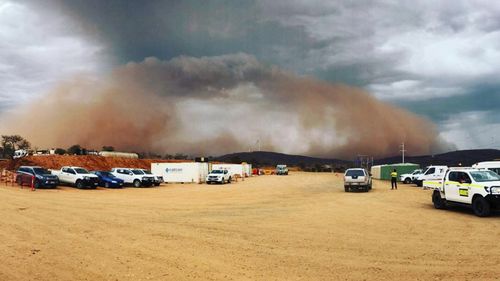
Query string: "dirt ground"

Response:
xmin=1 ymin=172 xmax=499 ymax=280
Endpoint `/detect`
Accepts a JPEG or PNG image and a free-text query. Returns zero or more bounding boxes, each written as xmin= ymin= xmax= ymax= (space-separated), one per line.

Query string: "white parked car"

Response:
xmin=206 ymin=169 xmax=231 ymax=184
xmin=138 ymin=169 xmax=164 ymax=186
xmin=344 ymin=168 xmax=372 ymax=192
xmin=110 ymin=168 xmax=155 ymax=187
xmin=431 ymin=168 xmax=500 ymax=217
xmin=51 ymin=166 xmax=99 ymax=188
xmin=399 ymin=169 xmax=423 ymax=184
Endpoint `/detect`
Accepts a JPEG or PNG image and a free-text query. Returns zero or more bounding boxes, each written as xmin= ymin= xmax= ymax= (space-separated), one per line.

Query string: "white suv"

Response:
xmin=206 ymin=169 xmax=231 ymax=184
xmin=431 ymin=168 xmax=500 ymax=217
xmin=400 ymin=169 xmax=423 ymax=184
xmin=111 ymin=168 xmax=155 ymax=187
xmin=344 ymin=168 xmax=372 ymax=192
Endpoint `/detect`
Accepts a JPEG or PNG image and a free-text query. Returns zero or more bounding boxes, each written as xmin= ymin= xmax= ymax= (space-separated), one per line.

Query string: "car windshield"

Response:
xmin=33 ymin=168 xmax=50 ymax=175
xmin=132 ymin=169 xmax=145 ymax=175
xmin=412 ymin=170 xmax=422 ymax=174
xmin=99 ymin=171 xmax=115 ymax=178
xmin=211 ymin=170 xmax=224 ymax=174
xmin=142 ymin=170 xmax=152 ymax=174
xmin=346 ymin=170 xmax=365 ymax=177
xmin=74 ymin=168 xmax=89 ymax=174
xmin=470 ymin=171 xmax=500 ymax=182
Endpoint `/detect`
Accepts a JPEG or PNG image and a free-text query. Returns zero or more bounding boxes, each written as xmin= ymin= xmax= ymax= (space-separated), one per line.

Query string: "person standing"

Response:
xmin=391 ymin=169 xmax=398 ymax=190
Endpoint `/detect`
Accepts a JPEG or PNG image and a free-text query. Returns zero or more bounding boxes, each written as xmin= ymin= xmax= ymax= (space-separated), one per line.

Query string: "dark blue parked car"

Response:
xmin=92 ymin=171 xmax=124 ymax=188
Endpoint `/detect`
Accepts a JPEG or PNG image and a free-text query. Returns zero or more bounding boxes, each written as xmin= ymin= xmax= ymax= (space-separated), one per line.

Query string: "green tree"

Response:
xmin=1 ymin=135 xmax=31 ymax=158
xmin=54 ymin=148 xmax=66 ymax=155
xmin=67 ymin=144 xmax=83 ymax=155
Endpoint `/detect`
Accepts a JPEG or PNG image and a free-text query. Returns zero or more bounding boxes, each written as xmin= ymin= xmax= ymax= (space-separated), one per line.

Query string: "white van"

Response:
xmin=472 ymin=161 xmax=500 ymax=175
xmin=415 ymin=165 xmax=448 ymax=187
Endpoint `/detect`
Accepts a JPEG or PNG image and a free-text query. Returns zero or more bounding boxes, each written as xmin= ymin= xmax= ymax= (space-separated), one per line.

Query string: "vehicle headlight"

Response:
xmin=142 ymin=176 xmax=147 ymax=180
xmin=83 ymin=176 xmax=90 ymax=180
xmin=490 ymin=186 xmax=500 ymax=195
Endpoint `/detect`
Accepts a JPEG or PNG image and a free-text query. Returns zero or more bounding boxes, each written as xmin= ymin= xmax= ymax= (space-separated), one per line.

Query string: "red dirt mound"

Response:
xmin=0 ymin=155 xmax=190 ymax=171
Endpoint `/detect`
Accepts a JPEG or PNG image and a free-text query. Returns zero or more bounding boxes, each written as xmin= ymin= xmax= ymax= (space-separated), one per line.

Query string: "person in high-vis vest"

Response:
xmin=391 ymin=169 xmax=398 ymax=190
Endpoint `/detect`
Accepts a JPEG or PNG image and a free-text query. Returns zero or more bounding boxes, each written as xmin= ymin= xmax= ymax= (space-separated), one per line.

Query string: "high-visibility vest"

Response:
xmin=391 ymin=172 xmax=397 ymax=177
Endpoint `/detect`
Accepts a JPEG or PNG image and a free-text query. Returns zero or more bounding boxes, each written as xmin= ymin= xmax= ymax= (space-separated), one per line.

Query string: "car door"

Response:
xmin=445 ymin=171 xmax=461 ymax=202
xmin=446 ymin=172 xmax=472 ymax=203
xmin=19 ymin=167 xmax=31 ymax=185
xmin=59 ymin=168 xmax=69 ymax=183
xmin=119 ymin=169 xmax=132 ymax=183
xmin=455 ymin=172 xmax=473 ymax=204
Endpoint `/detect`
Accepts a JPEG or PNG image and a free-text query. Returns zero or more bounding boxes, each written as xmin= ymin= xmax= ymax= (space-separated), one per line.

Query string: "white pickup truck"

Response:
xmin=110 ymin=168 xmax=155 ymax=187
xmin=416 ymin=165 xmax=448 ymax=188
xmin=51 ymin=166 xmax=99 ymax=188
xmin=137 ymin=169 xmax=164 ymax=186
xmin=206 ymin=169 xmax=231 ymax=184
xmin=431 ymin=168 xmax=500 ymax=217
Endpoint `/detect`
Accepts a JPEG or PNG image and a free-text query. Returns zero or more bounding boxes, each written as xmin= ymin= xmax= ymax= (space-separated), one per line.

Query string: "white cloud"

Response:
xmin=0 ymin=0 xmax=108 ymax=111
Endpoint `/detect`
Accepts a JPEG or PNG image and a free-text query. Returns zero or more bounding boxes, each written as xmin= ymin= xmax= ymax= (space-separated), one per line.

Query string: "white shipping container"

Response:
xmin=151 ymin=162 xmax=209 ymax=183
xmin=243 ymin=163 xmax=252 ymax=177
xmin=211 ymin=164 xmax=246 ymax=177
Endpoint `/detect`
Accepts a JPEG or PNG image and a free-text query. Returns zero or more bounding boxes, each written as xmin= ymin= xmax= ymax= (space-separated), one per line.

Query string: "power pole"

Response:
xmin=400 ymin=142 xmax=406 ymax=163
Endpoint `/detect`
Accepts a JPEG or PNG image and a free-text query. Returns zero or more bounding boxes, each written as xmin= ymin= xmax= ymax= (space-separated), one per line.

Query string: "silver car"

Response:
xmin=344 ymin=168 xmax=372 ymax=192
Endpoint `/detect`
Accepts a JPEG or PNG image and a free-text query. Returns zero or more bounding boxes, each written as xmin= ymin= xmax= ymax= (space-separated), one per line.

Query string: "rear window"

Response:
xmin=346 ymin=170 xmax=365 ymax=177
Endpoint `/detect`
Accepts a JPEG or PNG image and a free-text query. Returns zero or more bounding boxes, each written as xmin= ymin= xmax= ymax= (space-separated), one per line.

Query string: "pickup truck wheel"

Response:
xmin=344 ymin=186 xmax=349 ymax=192
xmin=133 ymin=180 xmax=141 ymax=188
xmin=75 ymin=180 xmax=83 ymax=189
xmin=432 ymin=190 xmax=447 ymax=209
xmin=472 ymin=196 xmax=491 ymax=217
xmin=33 ymin=180 xmax=40 ymax=189
xmin=404 ymin=178 xmax=411 ymax=184
xmin=417 ymin=180 xmax=423 ymax=187
xmin=228 ymin=177 xmax=232 ymax=183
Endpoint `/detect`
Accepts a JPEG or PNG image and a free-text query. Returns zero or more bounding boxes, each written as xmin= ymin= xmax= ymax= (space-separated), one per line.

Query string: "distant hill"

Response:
xmin=215 ymin=151 xmax=351 ymax=167
xmin=374 ymin=149 xmax=500 ymax=167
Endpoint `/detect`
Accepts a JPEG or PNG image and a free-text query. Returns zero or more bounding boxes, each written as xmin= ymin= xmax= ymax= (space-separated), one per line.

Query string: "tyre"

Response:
xmin=33 ymin=180 xmax=40 ymax=189
xmin=155 ymin=183 xmax=160 ymax=186
xmin=105 ymin=182 xmax=110 ymax=188
xmin=133 ymin=179 xmax=141 ymax=188
xmin=404 ymin=178 xmax=411 ymax=184
xmin=75 ymin=180 xmax=84 ymax=189
xmin=432 ymin=190 xmax=447 ymax=209
xmin=417 ymin=180 xmax=423 ymax=187
xmin=344 ymin=186 xmax=349 ymax=192
xmin=16 ymin=177 xmax=22 ymax=185
xmin=472 ymin=196 xmax=491 ymax=217
xmin=228 ymin=177 xmax=232 ymax=183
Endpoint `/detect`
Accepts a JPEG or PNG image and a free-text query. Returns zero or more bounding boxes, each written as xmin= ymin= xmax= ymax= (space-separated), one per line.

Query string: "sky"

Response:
xmin=0 ymin=0 xmax=499 ymax=155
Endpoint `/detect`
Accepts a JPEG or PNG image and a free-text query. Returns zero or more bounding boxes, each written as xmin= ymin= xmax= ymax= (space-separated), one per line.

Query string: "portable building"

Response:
xmin=210 ymin=163 xmax=246 ymax=177
xmin=99 ymin=151 xmax=139 ymax=159
xmin=151 ymin=162 xmax=209 ymax=183
xmin=241 ymin=162 xmax=252 ymax=177
xmin=370 ymin=163 xmax=420 ymax=180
